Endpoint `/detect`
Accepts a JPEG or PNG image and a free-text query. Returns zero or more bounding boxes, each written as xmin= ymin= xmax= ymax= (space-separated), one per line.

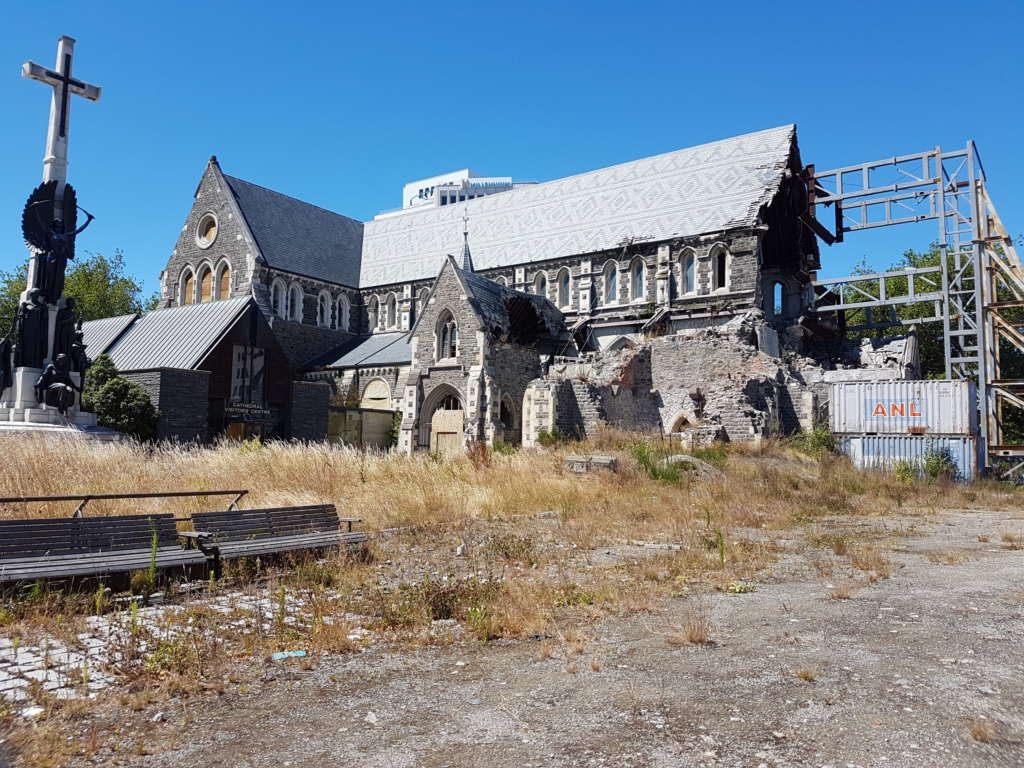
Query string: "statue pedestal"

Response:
xmin=0 ymin=368 xmax=119 ymax=440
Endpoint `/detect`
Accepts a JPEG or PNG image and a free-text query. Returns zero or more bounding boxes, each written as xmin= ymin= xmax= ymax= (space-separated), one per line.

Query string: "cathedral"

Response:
xmin=84 ymin=124 xmax=915 ymax=448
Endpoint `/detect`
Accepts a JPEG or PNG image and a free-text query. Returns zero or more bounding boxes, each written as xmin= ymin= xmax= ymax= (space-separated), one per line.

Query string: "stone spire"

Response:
xmin=460 ymin=210 xmax=474 ymax=272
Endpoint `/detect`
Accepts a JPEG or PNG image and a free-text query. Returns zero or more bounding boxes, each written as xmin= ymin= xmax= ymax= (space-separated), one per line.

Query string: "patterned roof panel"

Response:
xmin=360 ymin=125 xmax=796 ymax=287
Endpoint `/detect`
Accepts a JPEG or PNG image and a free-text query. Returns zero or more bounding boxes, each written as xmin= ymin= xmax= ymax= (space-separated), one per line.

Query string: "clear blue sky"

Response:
xmin=1 ymin=1 xmax=1021 ymax=294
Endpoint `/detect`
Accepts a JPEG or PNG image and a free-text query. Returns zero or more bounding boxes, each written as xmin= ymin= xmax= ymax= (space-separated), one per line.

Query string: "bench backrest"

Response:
xmin=0 ymin=514 xmax=182 ymax=560
xmin=191 ymin=504 xmax=340 ymax=541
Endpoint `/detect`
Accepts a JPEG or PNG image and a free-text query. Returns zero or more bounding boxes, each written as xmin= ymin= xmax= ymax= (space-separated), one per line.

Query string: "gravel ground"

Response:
xmin=8 ymin=507 xmax=1024 ymax=767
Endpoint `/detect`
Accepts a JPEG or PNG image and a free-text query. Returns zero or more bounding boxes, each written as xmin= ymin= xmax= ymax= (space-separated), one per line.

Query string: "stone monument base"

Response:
xmin=0 ymin=409 xmax=126 ymax=442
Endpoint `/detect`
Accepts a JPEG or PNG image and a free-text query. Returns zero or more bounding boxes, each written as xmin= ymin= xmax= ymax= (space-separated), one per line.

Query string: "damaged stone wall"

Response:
xmin=526 ymin=311 xmax=782 ymax=443
xmin=526 ymin=306 xmax=928 ymax=448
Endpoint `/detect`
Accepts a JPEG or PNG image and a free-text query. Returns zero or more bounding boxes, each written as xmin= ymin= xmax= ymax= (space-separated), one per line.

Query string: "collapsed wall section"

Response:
xmin=525 ymin=312 xmax=782 ymax=445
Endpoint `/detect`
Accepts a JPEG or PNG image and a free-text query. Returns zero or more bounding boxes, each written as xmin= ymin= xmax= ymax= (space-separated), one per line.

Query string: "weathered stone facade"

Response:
xmin=122 ymin=369 xmax=211 ymax=443
xmin=158 ymin=159 xmax=359 ymax=369
xmin=395 ymin=258 xmax=555 ymax=454
xmin=288 ymin=380 xmax=330 ymax=441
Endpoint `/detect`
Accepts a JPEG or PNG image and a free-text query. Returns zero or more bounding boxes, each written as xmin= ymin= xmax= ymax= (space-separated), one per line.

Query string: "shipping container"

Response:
xmin=829 ymin=380 xmax=978 ymax=436
xmin=838 ymin=435 xmax=982 ymax=482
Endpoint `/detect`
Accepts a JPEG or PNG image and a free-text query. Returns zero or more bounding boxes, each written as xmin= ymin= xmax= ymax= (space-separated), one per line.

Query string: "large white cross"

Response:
xmin=22 ymin=36 xmax=101 ymax=196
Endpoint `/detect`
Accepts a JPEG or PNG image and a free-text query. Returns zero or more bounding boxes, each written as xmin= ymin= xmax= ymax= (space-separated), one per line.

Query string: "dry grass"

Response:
xmin=968 ymin=719 xmax=995 ymax=741
xmin=926 ymin=550 xmax=968 ymax=565
xmin=1000 ymin=531 xmax=1023 ymax=551
xmin=795 ymin=668 xmax=816 ymax=682
xmin=0 ymin=431 xmax=1020 ymax=764
xmin=667 ymin=601 xmax=714 ymax=646
xmin=849 ymin=548 xmax=893 ymax=581
xmin=829 ymin=586 xmax=856 ymax=600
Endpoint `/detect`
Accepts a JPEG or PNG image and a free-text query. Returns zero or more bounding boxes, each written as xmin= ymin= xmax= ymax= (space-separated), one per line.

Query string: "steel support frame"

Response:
xmin=809 ymin=143 xmax=1024 ymax=475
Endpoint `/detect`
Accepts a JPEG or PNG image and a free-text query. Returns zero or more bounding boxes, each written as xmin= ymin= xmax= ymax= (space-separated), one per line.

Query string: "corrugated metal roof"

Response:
xmin=224 ymin=175 xmax=364 ymax=287
xmin=80 ymin=314 xmax=137 ymax=357
xmin=360 ymin=125 xmax=796 ymax=287
xmin=107 ymin=297 xmax=250 ymax=371
xmin=303 ymin=332 xmax=411 ymax=370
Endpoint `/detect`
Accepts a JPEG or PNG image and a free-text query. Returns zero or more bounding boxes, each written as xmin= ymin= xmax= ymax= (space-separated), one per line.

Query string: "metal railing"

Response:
xmin=0 ymin=490 xmax=248 ymax=517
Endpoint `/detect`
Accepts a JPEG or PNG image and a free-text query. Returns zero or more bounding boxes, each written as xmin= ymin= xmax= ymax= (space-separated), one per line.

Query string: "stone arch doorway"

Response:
xmin=669 ymin=410 xmax=697 ymax=433
xmin=499 ymin=394 xmax=519 ymax=445
xmin=607 ymin=335 xmax=638 ymax=351
xmin=419 ymin=385 xmax=464 ymax=453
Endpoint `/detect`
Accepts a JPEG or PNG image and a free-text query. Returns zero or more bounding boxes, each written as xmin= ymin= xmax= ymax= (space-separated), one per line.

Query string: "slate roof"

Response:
xmin=456 ymin=261 xmax=565 ymax=340
xmin=106 ymin=297 xmax=251 ymax=371
xmin=302 ymin=332 xmax=412 ymax=371
xmin=360 ymin=125 xmax=797 ymax=287
xmin=80 ymin=313 xmax=137 ymax=357
xmin=224 ymin=175 xmax=364 ymax=287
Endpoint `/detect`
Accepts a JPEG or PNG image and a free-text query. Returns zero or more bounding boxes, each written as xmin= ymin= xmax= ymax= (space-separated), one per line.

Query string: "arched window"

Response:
xmin=336 ymin=295 xmax=350 ymax=331
xmin=500 ymin=396 xmax=515 ymax=429
xmin=199 ymin=267 xmax=213 ymax=303
xmin=557 ymin=269 xmax=571 ymax=309
xmin=413 ymin=289 xmax=428 ymax=328
xmin=216 ymin=263 xmax=231 ymax=300
xmin=181 ymin=270 xmax=194 ymax=306
xmin=437 ymin=392 xmax=460 ymax=411
xmin=712 ymin=246 xmax=729 ymax=292
xmin=271 ymin=280 xmax=286 ymax=318
xmin=534 ymin=272 xmax=548 ymax=298
xmin=288 ymin=284 xmax=303 ymax=322
xmin=604 ymin=261 xmax=618 ymax=305
xmin=386 ymin=295 xmax=397 ymax=329
xmin=495 ymin=276 xmax=508 ymax=287
xmin=681 ymin=251 xmax=696 ymax=295
xmin=773 ymin=282 xmax=784 ymax=317
xmin=631 ymin=259 xmax=644 ymax=301
xmin=438 ymin=311 xmax=457 ymax=360
xmin=368 ymin=298 xmax=379 ymax=331
xmin=360 ymin=378 xmax=392 ymax=410
xmin=318 ymin=292 xmax=332 ymax=327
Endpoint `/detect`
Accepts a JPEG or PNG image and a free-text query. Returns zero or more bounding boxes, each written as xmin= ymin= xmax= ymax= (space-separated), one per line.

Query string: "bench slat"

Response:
xmin=191 ymin=505 xmax=366 ymax=561
xmin=0 ymin=514 xmax=202 ymax=583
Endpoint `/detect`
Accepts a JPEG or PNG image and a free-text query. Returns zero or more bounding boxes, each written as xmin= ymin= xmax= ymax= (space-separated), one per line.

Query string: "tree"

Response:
xmin=81 ymin=353 xmax=159 ymax=442
xmin=0 ymin=250 xmax=157 ymax=335
xmin=843 ymin=245 xmax=947 ymax=378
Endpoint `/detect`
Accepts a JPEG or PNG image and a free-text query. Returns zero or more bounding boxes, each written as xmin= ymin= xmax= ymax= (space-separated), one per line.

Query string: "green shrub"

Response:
xmin=389 ymin=412 xmax=402 ymax=448
xmin=793 ymin=426 xmax=838 ymax=457
xmin=923 ymin=446 xmax=957 ymax=480
xmin=691 ymin=443 xmax=728 ymax=470
xmin=537 ymin=427 xmax=568 ymax=447
xmin=82 ymin=353 xmax=159 ymax=441
xmin=893 ymin=459 xmax=920 ymax=484
xmin=491 ymin=440 xmax=518 ymax=456
xmin=629 ymin=443 xmax=682 ymax=483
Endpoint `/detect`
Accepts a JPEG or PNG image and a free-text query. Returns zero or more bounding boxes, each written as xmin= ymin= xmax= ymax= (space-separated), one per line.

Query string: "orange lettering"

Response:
xmin=872 ymin=403 xmax=888 ymax=417
xmin=890 ymin=402 xmax=905 ymax=417
xmin=909 ymin=402 xmax=922 ymax=417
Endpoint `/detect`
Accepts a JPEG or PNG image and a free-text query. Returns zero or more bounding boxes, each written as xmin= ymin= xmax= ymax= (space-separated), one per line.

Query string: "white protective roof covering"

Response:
xmin=360 ymin=125 xmax=796 ymax=287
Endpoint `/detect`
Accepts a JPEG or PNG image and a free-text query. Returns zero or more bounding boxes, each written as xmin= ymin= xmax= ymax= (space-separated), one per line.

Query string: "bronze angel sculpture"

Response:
xmin=22 ymin=180 xmax=94 ymax=305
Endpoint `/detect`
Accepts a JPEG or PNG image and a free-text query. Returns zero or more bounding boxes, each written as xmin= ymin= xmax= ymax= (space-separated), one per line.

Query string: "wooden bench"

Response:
xmin=0 ymin=514 xmax=207 ymax=584
xmin=188 ymin=504 xmax=366 ymax=562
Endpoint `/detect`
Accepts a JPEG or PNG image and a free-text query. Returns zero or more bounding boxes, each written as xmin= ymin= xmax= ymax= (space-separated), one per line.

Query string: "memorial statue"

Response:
xmin=22 ymin=181 xmax=94 ymax=305
xmin=52 ymin=297 xmax=77 ymax=360
xmin=13 ymin=288 xmax=49 ymax=369
xmin=0 ymin=335 xmax=12 ymax=395
xmin=70 ymin=322 xmax=89 ymax=376
xmin=34 ymin=353 xmax=81 ymax=416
